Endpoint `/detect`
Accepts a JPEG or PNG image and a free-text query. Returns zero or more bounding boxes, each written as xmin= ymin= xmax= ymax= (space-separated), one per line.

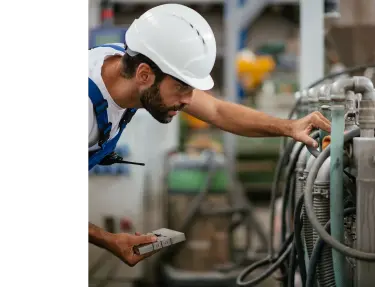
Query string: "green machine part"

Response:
xmin=236 ymin=137 xmax=281 ymax=193
xmin=166 ymin=153 xmax=229 ymax=194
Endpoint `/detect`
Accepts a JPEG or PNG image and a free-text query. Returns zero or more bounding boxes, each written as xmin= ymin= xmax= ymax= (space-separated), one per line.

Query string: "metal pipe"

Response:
xmin=303 ymin=156 xmax=316 ymax=263
xmin=319 ymin=84 xmax=332 ymax=149
xmin=295 ymin=147 xmax=310 ymax=202
xmin=308 ymin=87 xmax=319 ymax=113
xmin=353 ymin=78 xmax=375 ymax=285
xmin=329 ymin=89 xmax=348 ymax=287
xmin=314 ymin=157 xmax=335 ymax=287
xmin=301 ymin=89 xmax=310 ymax=116
xmin=330 ymin=76 xmax=374 ymax=99
xmin=353 ymin=137 xmax=375 ymax=286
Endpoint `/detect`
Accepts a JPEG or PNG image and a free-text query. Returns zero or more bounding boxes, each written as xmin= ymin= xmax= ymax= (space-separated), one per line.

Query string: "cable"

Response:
xmin=306 ymin=144 xmax=320 ymax=158
xmin=269 ymin=139 xmax=296 ymax=258
xmin=288 ymin=194 xmax=307 ymax=287
xmin=304 ymin=127 xmax=375 ymax=261
xmin=236 ymin=233 xmax=294 ymax=287
xmin=306 ymin=207 xmax=356 ymax=287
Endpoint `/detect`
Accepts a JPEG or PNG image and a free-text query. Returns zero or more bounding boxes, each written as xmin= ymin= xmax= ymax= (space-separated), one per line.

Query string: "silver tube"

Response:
xmin=314 ymin=157 xmax=336 ymax=286
xmin=303 ymin=155 xmax=316 ymax=259
xmin=308 ymin=87 xmax=319 ymax=113
xmin=295 ymin=147 xmax=309 ymax=202
xmin=331 ymin=76 xmax=375 ymax=100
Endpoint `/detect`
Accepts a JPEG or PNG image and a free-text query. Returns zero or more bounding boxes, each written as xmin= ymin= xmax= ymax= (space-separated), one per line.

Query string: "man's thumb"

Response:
xmin=131 ymin=234 xmax=157 ymax=245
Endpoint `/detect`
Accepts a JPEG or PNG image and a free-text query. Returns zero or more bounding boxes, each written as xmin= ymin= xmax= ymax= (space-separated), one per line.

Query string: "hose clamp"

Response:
xmin=312 ymin=187 xmax=330 ymax=199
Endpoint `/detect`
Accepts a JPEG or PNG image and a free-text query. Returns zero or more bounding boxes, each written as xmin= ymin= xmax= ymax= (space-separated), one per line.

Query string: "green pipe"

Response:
xmin=318 ymin=84 xmax=332 ymax=151
xmin=320 ymin=105 xmax=331 ymax=150
xmin=329 ymin=101 xmax=348 ymax=287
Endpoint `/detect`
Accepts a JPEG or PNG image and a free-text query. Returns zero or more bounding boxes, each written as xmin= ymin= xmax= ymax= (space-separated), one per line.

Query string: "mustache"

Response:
xmin=168 ymin=104 xmax=186 ymax=112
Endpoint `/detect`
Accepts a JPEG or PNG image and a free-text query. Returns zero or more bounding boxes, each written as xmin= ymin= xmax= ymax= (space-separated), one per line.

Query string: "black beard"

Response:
xmin=139 ymin=83 xmax=184 ymax=124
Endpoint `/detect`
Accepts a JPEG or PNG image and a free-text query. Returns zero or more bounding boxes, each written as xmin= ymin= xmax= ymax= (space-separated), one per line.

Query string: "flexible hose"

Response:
xmin=313 ymin=184 xmax=335 ymax=287
xmin=288 ymin=194 xmax=306 ymax=287
xmin=281 ymin=142 xmax=305 ymax=243
xmin=307 ymin=145 xmax=320 ymax=158
xmin=306 ymin=207 xmax=357 ymax=287
xmin=269 ymin=139 xmax=296 ymax=258
xmin=304 ymin=127 xmax=375 ymax=261
xmin=281 ymin=132 xmax=319 ymax=244
xmin=236 ymin=233 xmax=294 ymax=287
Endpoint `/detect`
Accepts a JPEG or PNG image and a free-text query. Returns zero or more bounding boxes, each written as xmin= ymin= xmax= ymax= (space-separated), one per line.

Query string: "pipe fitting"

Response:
xmin=308 ymin=87 xmax=319 ymax=112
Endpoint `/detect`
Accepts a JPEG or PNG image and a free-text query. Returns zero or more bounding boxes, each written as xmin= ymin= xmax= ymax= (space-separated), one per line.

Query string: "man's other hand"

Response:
xmin=290 ymin=111 xmax=331 ymax=147
xmin=108 ymin=232 xmax=158 ymax=266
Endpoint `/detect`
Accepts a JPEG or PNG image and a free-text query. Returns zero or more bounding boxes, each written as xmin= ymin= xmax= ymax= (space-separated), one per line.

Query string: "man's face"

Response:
xmin=140 ymin=75 xmax=194 ymax=123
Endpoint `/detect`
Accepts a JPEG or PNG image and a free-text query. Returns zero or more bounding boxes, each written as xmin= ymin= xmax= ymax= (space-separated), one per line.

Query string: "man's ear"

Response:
xmin=135 ymin=63 xmax=155 ymax=88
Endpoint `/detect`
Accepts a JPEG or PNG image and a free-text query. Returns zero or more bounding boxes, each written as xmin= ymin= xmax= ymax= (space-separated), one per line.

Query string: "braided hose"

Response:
xmin=302 ymin=171 xmax=314 ymax=258
xmin=313 ymin=184 xmax=335 ymax=287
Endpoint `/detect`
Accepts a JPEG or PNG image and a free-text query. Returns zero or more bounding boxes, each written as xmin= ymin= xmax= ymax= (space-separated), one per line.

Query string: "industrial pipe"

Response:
xmin=314 ymin=157 xmax=335 ymax=287
xmin=318 ymin=84 xmax=332 ymax=148
xmin=303 ymin=155 xmax=316 ymax=261
xmin=304 ymin=127 xmax=375 ymax=260
xmin=308 ymin=87 xmax=319 ymax=113
xmin=329 ymin=87 xmax=347 ymax=287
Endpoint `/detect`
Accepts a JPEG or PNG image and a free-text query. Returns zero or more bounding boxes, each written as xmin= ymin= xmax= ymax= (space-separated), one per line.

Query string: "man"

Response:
xmin=89 ymin=4 xmax=331 ymax=267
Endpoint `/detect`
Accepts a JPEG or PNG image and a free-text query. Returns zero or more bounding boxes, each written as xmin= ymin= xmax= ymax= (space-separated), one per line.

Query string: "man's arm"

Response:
xmin=89 ymin=222 xmax=115 ymax=251
xmin=184 ymin=90 xmax=331 ymax=147
xmin=184 ymin=90 xmax=293 ymax=137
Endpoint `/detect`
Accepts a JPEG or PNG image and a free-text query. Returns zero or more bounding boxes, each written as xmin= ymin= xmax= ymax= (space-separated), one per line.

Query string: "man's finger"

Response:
xmin=315 ymin=112 xmax=332 ymax=129
xmin=301 ymin=134 xmax=319 ymax=148
xmin=135 ymin=232 xmax=141 ymax=236
xmin=128 ymin=234 xmax=157 ymax=246
xmin=311 ymin=114 xmax=331 ymax=132
xmin=129 ymin=250 xmax=159 ymax=266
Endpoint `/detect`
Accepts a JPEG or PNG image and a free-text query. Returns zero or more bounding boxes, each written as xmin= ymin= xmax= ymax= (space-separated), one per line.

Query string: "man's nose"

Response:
xmin=180 ymin=93 xmax=193 ymax=106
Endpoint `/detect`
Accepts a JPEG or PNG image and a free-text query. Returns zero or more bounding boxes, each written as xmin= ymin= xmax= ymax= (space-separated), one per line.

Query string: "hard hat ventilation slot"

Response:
xmin=188 ymin=23 xmax=205 ymax=46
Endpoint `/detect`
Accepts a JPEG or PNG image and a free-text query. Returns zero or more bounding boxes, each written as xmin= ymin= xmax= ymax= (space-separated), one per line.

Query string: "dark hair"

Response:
xmin=121 ymin=49 xmax=166 ymax=83
xmin=121 ymin=46 xmax=190 ymax=87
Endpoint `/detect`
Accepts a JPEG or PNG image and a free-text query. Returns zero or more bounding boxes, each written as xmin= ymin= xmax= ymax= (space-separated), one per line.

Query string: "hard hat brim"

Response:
xmin=176 ymin=73 xmax=214 ymax=91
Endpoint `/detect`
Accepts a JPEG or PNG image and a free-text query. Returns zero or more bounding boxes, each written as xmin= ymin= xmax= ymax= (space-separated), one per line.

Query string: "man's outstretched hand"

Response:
xmin=108 ymin=232 xmax=158 ymax=266
xmin=290 ymin=111 xmax=331 ymax=147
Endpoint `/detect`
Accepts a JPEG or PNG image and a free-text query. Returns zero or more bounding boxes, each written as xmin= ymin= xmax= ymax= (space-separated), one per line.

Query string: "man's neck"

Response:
xmin=101 ymin=56 xmax=141 ymax=109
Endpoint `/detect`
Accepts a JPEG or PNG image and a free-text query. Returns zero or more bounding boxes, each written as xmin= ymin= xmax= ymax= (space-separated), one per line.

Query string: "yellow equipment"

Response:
xmin=236 ymin=48 xmax=276 ymax=91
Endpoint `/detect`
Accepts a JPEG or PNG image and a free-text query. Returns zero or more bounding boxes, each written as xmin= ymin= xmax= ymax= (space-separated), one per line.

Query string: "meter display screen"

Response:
xmin=89 ymin=27 xmax=127 ymax=49
xmin=94 ymin=33 xmax=123 ymax=46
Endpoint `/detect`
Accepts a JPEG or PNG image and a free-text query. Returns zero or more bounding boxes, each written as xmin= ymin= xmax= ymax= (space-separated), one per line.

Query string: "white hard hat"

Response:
xmin=125 ymin=4 xmax=216 ymax=90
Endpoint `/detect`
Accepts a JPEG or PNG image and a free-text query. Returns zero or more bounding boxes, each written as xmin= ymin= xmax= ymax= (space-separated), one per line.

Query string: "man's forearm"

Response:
xmin=214 ymin=100 xmax=294 ymax=137
xmin=89 ymin=222 xmax=115 ymax=251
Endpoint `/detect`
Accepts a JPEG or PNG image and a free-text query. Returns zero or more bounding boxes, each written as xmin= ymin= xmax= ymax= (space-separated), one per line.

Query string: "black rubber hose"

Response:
xmin=281 ymin=142 xmax=304 ymax=243
xmin=294 ymin=195 xmax=307 ymax=286
xmin=281 ymin=132 xmax=320 ymax=243
xmin=287 ymin=237 xmax=297 ymax=287
xmin=304 ymin=127 xmax=375 ymax=261
xmin=306 ymin=207 xmax=357 ymax=287
xmin=288 ymin=194 xmax=307 ymax=287
xmin=236 ymin=233 xmax=294 ymax=287
xmin=307 ymin=144 xmax=320 ymax=158
xmin=269 ymin=139 xmax=296 ymax=258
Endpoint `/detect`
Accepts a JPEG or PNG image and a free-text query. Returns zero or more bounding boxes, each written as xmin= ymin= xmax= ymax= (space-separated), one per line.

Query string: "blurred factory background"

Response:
xmin=88 ymin=1 xmax=375 ymax=287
